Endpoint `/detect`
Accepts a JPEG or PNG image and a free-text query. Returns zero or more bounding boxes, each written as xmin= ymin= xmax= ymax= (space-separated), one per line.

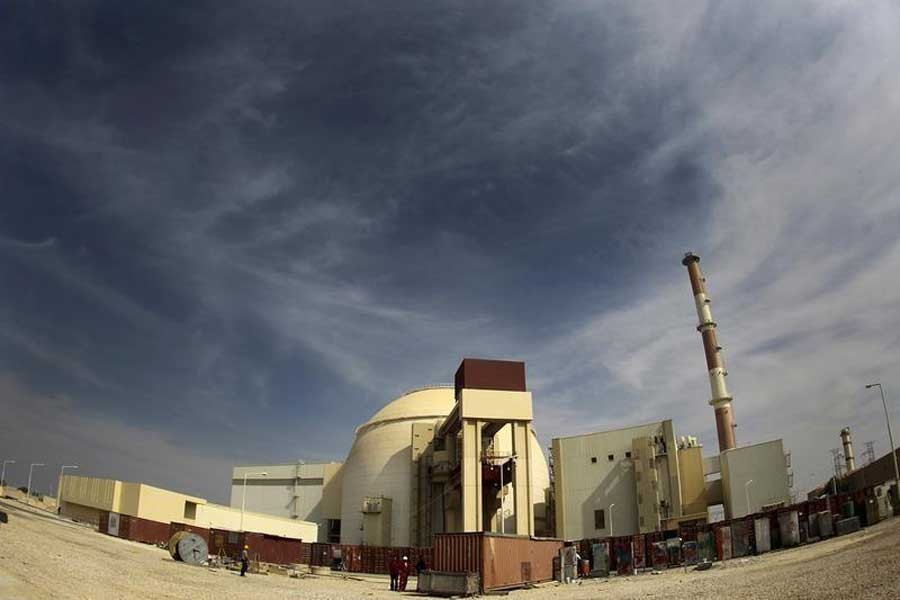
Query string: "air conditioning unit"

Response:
xmin=362 ymin=497 xmax=383 ymax=513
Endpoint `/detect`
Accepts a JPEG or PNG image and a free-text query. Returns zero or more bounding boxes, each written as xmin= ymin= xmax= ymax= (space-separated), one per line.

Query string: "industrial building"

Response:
xmin=231 ymin=462 xmax=343 ymax=542
xmin=236 ymin=252 xmax=797 ymax=546
xmin=59 ymin=474 xmax=317 ymax=542
xmin=236 ymin=359 xmax=552 ymax=547
xmin=552 ymin=253 xmax=793 ymax=541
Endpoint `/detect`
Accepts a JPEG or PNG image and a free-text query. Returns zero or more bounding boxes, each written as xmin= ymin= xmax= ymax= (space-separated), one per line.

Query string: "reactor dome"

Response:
xmin=340 ymin=385 xmax=551 ymax=546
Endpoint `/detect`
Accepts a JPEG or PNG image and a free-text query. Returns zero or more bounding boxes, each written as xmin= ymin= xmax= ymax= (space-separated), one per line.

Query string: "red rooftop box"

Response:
xmin=454 ymin=359 xmax=526 ymax=395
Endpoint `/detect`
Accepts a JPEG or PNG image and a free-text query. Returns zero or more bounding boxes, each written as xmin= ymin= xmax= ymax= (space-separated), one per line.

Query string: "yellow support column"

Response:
xmin=512 ymin=422 xmax=534 ymax=536
xmin=461 ymin=419 xmax=483 ymax=532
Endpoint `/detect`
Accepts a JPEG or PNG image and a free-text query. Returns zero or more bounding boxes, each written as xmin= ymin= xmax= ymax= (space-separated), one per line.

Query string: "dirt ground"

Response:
xmin=1 ymin=498 xmax=898 ymax=600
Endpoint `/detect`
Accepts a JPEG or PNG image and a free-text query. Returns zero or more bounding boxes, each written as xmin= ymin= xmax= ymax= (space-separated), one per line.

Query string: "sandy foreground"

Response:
xmin=1 ymin=498 xmax=899 ymax=600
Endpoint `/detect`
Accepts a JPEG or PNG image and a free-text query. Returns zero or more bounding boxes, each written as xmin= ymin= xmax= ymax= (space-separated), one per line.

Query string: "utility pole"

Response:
xmin=830 ymin=449 xmax=843 ymax=496
xmin=863 ymin=441 xmax=876 ymax=466
xmin=1 ymin=459 xmax=14 ymax=488
xmin=26 ymin=463 xmax=45 ymax=506
xmin=866 ymin=383 xmax=900 ymax=501
xmin=56 ymin=465 xmax=79 ymax=513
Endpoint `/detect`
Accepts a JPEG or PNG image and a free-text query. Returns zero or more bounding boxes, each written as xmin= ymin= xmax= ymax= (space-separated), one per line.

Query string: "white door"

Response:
xmin=108 ymin=512 xmax=120 ymax=536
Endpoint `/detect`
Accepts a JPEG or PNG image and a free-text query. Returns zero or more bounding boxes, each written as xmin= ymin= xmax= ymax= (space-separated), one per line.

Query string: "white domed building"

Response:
xmin=340 ymin=384 xmax=551 ymax=546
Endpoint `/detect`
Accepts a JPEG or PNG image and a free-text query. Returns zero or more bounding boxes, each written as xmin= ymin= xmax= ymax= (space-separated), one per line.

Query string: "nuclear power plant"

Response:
xmin=235 ymin=359 xmax=551 ymax=544
xmin=232 ymin=252 xmax=799 ymax=545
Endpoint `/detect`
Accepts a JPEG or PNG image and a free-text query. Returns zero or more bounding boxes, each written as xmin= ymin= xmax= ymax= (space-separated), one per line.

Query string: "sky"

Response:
xmin=1 ymin=1 xmax=899 ymax=503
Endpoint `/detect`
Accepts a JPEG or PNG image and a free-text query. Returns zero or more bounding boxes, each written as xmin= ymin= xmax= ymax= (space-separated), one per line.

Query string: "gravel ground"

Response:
xmin=1 ymin=498 xmax=898 ymax=599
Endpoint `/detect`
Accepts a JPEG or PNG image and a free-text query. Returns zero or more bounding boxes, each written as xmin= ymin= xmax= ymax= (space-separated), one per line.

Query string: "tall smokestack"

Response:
xmin=682 ymin=252 xmax=736 ymax=452
xmin=840 ymin=427 xmax=856 ymax=473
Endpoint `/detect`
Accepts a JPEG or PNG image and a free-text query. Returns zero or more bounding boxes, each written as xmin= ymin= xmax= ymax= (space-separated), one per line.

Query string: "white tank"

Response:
xmin=340 ymin=385 xmax=551 ymax=545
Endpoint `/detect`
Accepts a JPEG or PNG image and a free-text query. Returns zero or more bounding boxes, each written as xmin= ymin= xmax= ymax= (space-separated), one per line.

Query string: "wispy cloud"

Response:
xmin=0 ymin=0 xmax=898 ymax=500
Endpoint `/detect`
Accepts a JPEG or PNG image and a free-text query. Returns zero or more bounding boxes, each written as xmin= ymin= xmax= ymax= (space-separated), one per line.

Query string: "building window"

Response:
xmin=591 ymin=457 xmax=597 ymax=464
xmin=594 ymin=509 xmax=605 ymax=530
xmin=625 ymin=451 xmax=632 ymax=459
xmin=608 ymin=454 xmax=614 ymax=462
xmin=183 ymin=501 xmax=197 ymax=520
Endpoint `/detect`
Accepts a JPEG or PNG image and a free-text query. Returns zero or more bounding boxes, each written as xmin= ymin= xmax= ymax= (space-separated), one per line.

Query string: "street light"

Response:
xmin=1 ymin=459 xmax=14 ymax=488
xmin=608 ymin=503 xmax=616 ymax=538
xmin=26 ymin=463 xmax=45 ymax=506
xmin=745 ymin=480 xmax=754 ymax=515
xmin=240 ymin=471 xmax=267 ymax=531
xmin=866 ymin=383 xmax=900 ymax=499
xmin=56 ymin=465 xmax=79 ymax=513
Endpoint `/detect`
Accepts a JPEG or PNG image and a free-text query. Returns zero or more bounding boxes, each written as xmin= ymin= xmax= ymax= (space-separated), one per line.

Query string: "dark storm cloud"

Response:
xmin=1 ymin=1 xmax=899 ymax=501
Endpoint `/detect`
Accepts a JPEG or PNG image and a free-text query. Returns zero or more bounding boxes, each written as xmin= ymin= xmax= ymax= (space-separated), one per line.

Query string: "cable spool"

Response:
xmin=168 ymin=531 xmax=189 ymax=559
xmin=176 ymin=533 xmax=209 ymax=566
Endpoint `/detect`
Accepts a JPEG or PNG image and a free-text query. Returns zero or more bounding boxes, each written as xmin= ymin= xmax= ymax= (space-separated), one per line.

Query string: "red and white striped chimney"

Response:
xmin=682 ymin=252 xmax=736 ymax=452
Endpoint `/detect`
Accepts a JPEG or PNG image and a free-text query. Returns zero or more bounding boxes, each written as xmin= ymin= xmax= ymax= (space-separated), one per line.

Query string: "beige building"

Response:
xmin=552 ymin=420 xmax=707 ymax=540
xmin=720 ymin=439 xmax=791 ymax=518
xmin=231 ymin=462 xmax=343 ymax=542
xmin=552 ymin=419 xmax=792 ymax=540
xmin=59 ymin=474 xmax=317 ymax=541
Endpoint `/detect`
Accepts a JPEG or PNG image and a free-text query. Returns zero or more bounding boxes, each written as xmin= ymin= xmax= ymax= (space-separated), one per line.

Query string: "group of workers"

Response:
xmin=388 ymin=555 xmax=427 ymax=591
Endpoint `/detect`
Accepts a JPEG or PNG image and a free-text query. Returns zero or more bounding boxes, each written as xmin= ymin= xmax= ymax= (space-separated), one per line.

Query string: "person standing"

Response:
xmin=398 ymin=555 xmax=410 ymax=591
xmin=416 ymin=556 xmax=427 ymax=575
xmin=240 ymin=545 xmax=250 ymax=577
xmin=388 ymin=555 xmax=400 ymax=591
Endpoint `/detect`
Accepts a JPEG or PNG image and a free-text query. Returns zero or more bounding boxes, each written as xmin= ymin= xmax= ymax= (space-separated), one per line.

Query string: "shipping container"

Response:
xmin=778 ymin=511 xmax=800 ymax=547
xmin=433 ymin=533 xmax=562 ymax=592
xmin=591 ymin=542 xmax=609 ymax=576
xmin=118 ymin=514 xmax=170 ymax=545
xmin=651 ymin=541 xmax=668 ymax=569
xmin=683 ymin=541 xmax=699 ymax=565
xmin=753 ymin=518 xmax=771 ymax=553
xmin=697 ymin=531 xmax=715 ymax=562
xmin=731 ymin=520 xmax=752 ymax=557
xmin=207 ymin=528 xmax=303 ymax=565
xmin=614 ymin=540 xmax=633 ymax=575
xmin=715 ymin=526 xmax=732 ymax=560
xmin=632 ymin=535 xmax=646 ymax=570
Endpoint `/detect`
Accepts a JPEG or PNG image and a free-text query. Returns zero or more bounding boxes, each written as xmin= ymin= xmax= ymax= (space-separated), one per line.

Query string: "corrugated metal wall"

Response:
xmin=432 ymin=533 xmax=561 ymax=592
xmin=481 ymin=535 xmax=561 ymax=591
xmin=433 ymin=532 xmax=483 ymax=574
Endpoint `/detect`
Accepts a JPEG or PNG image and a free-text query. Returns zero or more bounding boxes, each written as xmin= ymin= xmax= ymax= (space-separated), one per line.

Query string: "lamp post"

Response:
xmin=56 ymin=465 xmax=79 ymax=513
xmin=866 ymin=383 xmax=900 ymax=497
xmin=26 ymin=463 xmax=45 ymax=506
xmin=608 ymin=503 xmax=616 ymax=538
xmin=745 ymin=480 xmax=754 ymax=515
xmin=240 ymin=471 xmax=268 ymax=531
xmin=1 ymin=459 xmax=14 ymax=488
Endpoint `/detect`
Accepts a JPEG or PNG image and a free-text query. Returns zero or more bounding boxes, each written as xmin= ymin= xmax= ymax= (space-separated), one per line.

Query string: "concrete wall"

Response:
xmin=133 ymin=483 xmax=205 ymax=524
xmin=553 ymin=421 xmax=670 ymax=540
xmin=230 ymin=462 xmax=343 ymax=542
xmin=678 ymin=446 xmax=708 ymax=516
xmin=341 ymin=387 xmax=457 ymax=545
xmin=198 ymin=503 xmax=318 ymax=540
xmin=59 ymin=475 xmax=118 ymax=511
xmin=720 ymin=439 xmax=790 ymax=519
xmin=59 ymin=501 xmax=104 ymax=527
